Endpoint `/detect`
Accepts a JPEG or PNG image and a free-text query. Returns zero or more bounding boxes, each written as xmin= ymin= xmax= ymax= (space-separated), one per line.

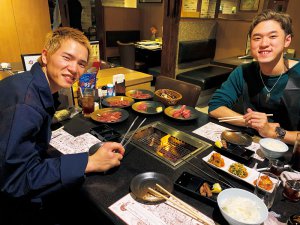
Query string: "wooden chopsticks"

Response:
xmin=148 ymin=184 xmax=214 ymax=225
xmin=218 ymin=114 xmax=273 ymax=122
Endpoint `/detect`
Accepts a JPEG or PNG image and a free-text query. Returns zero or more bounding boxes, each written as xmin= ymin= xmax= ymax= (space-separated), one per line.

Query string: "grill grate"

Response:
xmin=137 ymin=133 xmax=195 ymax=163
xmin=126 ymin=122 xmax=211 ymax=169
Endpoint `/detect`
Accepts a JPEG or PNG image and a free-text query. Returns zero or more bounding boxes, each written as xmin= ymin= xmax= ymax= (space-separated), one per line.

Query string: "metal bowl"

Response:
xmin=221 ymin=131 xmax=252 ymax=147
xmin=130 ymin=172 xmax=173 ymax=203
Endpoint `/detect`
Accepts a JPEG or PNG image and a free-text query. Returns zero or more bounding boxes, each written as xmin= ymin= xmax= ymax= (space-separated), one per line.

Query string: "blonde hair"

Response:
xmin=38 ymin=27 xmax=91 ymax=64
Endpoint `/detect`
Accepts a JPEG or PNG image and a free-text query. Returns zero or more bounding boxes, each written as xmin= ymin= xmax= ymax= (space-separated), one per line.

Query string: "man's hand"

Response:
xmin=85 ymin=142 xmax=125 ymax=173
xmin=244 ymin=108 xmax=278 ymax=138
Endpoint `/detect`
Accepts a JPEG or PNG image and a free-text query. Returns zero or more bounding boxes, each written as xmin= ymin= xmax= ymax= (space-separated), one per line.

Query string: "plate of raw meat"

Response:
xmin=125 ymin=89 xmax=154 ymax=100
xmin=164 ymin=105 xmax=201 ymax=120
xmin=132 ymin=101 xmax=165 ymax=114
xmin=102 ymin=96 xmax=134 ymax=108
xmin=90 ymin=108 xmax=129 ymax=123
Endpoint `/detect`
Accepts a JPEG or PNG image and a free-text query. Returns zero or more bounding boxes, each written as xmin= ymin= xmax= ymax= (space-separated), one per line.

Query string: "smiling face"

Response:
xmin=250 ymin=20 xmax=291 ymax=66
xmin=41 ymin=38 xmax=88 ymax=93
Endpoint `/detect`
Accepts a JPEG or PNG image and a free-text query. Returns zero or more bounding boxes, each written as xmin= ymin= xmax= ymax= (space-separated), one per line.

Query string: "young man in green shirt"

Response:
xmin=209 ymin=10 xmax=299 ymax=144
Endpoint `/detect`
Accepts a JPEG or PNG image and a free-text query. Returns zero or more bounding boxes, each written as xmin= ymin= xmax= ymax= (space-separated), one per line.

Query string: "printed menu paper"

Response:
xmin=50 ymin=128 xmax=100 ymax=155
xmin=109 ymin=193 xmax=215 ymax=225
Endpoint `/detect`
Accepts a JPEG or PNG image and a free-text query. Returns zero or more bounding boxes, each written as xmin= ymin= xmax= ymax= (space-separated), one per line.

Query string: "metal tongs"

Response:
xmin=120 ymin=116 xmax=146 ymax=148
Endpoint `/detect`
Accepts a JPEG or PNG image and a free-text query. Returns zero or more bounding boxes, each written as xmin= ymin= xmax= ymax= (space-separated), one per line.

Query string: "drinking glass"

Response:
xmin=269 ymin=159 xmax=285 ymax=176
xmin=283 ymin=180 xmax=300 ymax=202
xmin=254 ymin=172 xmax=279 ymax=209
xmin=81 ymin=88 xmax=95 ymax=116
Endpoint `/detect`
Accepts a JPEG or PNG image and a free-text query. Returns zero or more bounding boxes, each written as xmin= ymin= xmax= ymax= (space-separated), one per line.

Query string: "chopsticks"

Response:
xmin=218 ymin=114 xmax=273 ymax=122
xmin=148 ymin=184 xmax=214 ymax=225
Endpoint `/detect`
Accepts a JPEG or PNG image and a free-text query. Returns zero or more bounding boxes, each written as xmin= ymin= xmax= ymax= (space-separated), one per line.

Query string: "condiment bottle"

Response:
xmin=101 ymin=85 xmax=107 ymax=97
xmin=106 ymin=84 xmax=114 ymax=97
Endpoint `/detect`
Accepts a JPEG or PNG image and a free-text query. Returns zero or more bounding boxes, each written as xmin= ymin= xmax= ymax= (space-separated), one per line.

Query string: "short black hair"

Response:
xmin=248 ymin=10 xmax=293 ymax=38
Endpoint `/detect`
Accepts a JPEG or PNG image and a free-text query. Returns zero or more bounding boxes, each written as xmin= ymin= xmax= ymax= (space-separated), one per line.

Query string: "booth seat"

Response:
xmin=176 ymin=39 xmax=232 ymax=106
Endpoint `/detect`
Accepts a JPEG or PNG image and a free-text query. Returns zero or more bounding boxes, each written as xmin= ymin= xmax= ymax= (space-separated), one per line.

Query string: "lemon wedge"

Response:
xmin=156 ymin=106 xmax=163 ymax=112
xmin=211 ymin=183 xmax=222 ymax=193
xmin=215 ymin=140 xmax=223 ymax=148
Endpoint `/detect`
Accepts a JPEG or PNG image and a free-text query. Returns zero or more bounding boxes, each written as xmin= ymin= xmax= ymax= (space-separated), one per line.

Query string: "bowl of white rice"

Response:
xmin=217 ymin=188 xmax=268 ymax=225
xmin=259 ymin=138 xmax=289 ymax=159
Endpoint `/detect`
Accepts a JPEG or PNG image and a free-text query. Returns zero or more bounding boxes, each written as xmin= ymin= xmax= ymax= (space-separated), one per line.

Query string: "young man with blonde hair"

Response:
xmin=0 ymin=27 xmax=124 ymax=224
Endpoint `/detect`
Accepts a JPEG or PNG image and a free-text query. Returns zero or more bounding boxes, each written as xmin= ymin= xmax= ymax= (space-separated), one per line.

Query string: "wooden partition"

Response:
xmin=103 ymin=7 xmax=140 ymax=59
xmin=0 ymin=0 xmax=51 ymax=63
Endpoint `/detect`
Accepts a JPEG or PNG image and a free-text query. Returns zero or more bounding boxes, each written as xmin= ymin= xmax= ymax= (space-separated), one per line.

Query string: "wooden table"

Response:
xmin=96 ymin=67 xmax=153 ymax=90
xmin=0 ymin=62 xmax=24 ymax=81
xmin=72 ymin=67 xmax=153 ymax=106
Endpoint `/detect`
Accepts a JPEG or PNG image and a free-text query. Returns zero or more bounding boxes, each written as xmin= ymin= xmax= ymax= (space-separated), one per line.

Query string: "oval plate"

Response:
xmin=102 ymin=96 xmax=134 ymax=108
xmin=130 ymin=172 xmax=173 ymax=202
xmin=221 ymin=130 xmax=252 ymax=146
xmin=90 ymin=108 xmax=129 ymax=123
xmin=125 ymin=89 xmax=154 ymax=100
xmin=164 ymin=105 xmax=201 ymax=120
xmin=132 ymin=101 xmax=165 ymax=114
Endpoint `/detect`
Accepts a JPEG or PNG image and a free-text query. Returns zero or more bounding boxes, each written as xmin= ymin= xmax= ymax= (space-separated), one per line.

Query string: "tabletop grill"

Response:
xmin=126 ymin=122 xmax=211 ymax=169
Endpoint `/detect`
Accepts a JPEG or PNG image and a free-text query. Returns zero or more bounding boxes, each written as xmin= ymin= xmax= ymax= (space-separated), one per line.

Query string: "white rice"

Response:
xmin=263 ymin=140 xmax=285 ymax=152
xmin=221 ymin=196 xmax=261 ymax=223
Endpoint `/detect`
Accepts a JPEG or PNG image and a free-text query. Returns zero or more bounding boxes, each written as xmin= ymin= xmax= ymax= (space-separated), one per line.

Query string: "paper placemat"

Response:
xmin=50 ymin=128 xmax=100 ymax=154
xmin=109 ymin=193 xmax=215 ymax=225
xmin=192 ymin=122 xmax=264 ymax=161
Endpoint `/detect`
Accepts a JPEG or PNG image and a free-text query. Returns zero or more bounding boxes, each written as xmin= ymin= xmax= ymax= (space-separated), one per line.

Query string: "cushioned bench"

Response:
xmin=176 ymin=65 xmax=232 ymax=91
xmin=178 ymin=39 xmax=216 ymax=66
xmin=176 ymin=39 xmax=233 ymax=105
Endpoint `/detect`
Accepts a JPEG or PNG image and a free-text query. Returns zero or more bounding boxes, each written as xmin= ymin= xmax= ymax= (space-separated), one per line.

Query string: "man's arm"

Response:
xmin=208 ymin=66 xmax=244 ymax=120
xmin=244 ymin=108 xmax=298 ymax=144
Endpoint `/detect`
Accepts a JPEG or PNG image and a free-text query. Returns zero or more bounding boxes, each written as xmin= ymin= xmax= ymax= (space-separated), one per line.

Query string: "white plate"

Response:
xmin=202 ymin=151 xmax=278 ymax=192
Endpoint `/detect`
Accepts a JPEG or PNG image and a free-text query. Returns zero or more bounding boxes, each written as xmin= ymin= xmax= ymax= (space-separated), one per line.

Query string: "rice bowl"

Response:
xmin=259 ymin=138 xmax=289 ymax=159
xmin=217 ymin=188 xmax=268 ymax=225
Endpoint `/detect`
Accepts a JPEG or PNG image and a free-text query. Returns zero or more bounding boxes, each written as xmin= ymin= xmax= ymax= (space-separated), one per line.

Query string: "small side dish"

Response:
xmin=199 ymin=182 xmax=222 ymax=197
xmin=228 ymin=162 xmax=248 ymax=178
xmin=208 ymin=152 xmax=225 ymax=168
xmin=199 ymin=182 xmax=212 ymax=197
xmin=253 ymin=175 xmax=274 ymax=191
xmin=203 ymin=151 xmax=266 ymax=188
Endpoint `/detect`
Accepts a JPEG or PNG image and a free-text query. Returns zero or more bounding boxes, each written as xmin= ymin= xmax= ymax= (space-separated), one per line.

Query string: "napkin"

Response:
xmin=264 ymin=211 xmax=286 ymax=225
xmin=280 ymin=171 xmax=300 ymax=186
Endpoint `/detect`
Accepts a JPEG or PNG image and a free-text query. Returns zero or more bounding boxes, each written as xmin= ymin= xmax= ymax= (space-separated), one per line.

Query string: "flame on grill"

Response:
xmin=156 ymin=134 xmax=184 ymax=161
xmin=160 ymin=134 xmax=171 ymax=146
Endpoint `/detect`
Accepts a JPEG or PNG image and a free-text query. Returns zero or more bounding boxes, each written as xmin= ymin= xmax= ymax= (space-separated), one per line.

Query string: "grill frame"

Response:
xmin=126 ymin=122 xmax=211 ymax=169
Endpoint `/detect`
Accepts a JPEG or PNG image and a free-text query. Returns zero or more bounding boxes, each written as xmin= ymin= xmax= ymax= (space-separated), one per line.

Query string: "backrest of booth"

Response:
xmin=176 ymin=20 xmax=218 ymax=72
xmin=178 ymin=39 xmax=216 ymax=65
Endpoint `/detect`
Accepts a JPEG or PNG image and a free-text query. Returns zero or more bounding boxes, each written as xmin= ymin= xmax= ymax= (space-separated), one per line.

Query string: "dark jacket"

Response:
xmin=0 ymin=63 xmax=88 ymax=223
